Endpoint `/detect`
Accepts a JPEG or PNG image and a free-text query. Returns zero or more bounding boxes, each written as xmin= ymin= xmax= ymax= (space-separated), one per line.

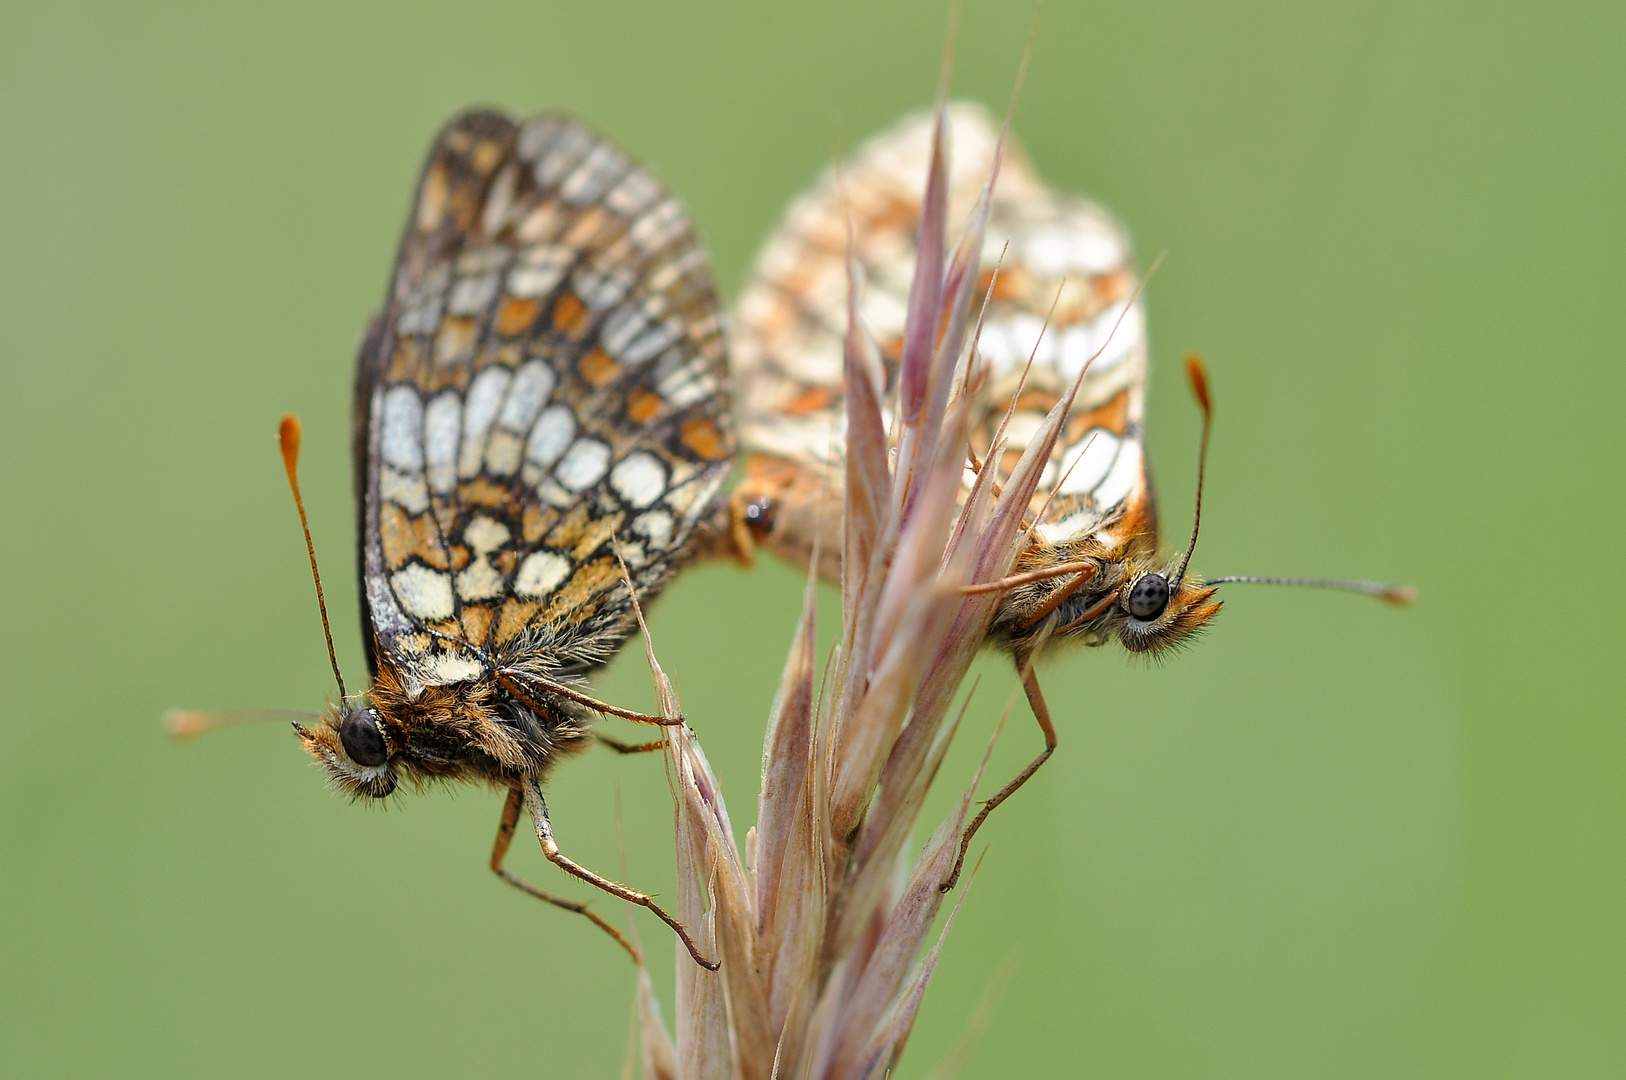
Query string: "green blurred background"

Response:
xmin=2 ymin=1 xmax=1621 ymax=1076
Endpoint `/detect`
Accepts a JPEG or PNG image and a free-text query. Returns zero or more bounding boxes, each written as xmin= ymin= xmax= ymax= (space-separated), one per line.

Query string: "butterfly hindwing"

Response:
xmin=732 ymin=103 xmax=1155 ymax=568
xmin=354 ymin=110 xmax=734 ymax=688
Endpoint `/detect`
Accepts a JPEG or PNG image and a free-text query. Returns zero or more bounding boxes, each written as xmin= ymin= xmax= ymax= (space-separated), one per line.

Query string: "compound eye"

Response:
xmin=339 ymin=708 xmax=388 ymax=767
xmin=1127 ymin=573 xmax=1171 ymax=621
xmin=741 ymin=496 xmax=776 ymax=541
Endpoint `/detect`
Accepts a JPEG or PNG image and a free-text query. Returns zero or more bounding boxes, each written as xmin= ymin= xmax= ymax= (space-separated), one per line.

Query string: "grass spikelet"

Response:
xmin=627 ymin=88 xmax=1044 ymax=1078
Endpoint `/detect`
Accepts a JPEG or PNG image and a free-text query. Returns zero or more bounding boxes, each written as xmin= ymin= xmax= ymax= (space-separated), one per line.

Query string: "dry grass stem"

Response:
xmin=625 ymin=97 xmax=1073 ymax=1080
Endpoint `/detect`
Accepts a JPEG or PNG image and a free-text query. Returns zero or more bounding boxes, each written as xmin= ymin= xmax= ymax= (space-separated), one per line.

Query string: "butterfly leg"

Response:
xmin=595 ymin=732 xmax=669 ymax=754
xmin=521 ymin=776 xmax=720 ymax=971
xmin=498 ymin=669 xmax=686 ymax=728
xmin=940 ymin=658 xmax=1057 ymax=893
xmin=489 ymin=786 xmax=643 ymax=965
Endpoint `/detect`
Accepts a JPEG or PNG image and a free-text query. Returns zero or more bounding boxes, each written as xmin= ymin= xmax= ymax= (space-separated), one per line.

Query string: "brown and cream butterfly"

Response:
xmin=178 ymin=109 xmax=736 ymax=968
xmin=729 ymin=104 xmax=1412 ymax=871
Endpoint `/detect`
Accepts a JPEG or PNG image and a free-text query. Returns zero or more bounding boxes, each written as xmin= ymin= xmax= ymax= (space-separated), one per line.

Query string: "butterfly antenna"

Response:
xmin=1184 ymin=364 xmax=1416 ymax=606
xmin=1171 ymin=355 xmax=1212 ymax=588
xmin=279 ymin=415 xmax=348 ymax=702
xmin=164 ymin=708 xmax=322 ymax=740
xmin=1208 ymin=575 xmax=1417 ymax=605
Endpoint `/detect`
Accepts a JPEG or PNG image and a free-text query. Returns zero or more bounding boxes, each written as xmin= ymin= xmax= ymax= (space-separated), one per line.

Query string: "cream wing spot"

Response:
xmin=1024 ymin=225 xmax=1122 ymax=277
xmin=456 ymin=247 xmax=508 ymax=275
xmin=498 ymin=361 xmax=556 ymax=430
xmin=486 ymin=431 xmax=525 ymax=478
xmin=534 ymin=123 xmax=594 ymax=187
xmin=1009 ymin=312 xmax=1058 ymax=369
xmin=462 ymin=514 xmax=511 ymax=554
xmin=1057 ymin=324 xmax=1095 ymax=381
xmin=425 ymin=653 xmax=484 ymax=685
xmin=663 ymin=478 xmax=703 ymax=519
xmin=649 ymin=247 xmax=707 ymax=294
xmin=514 ymin=551 xmax=571 ymax=598
xmin=380 ymin=387 xmax=424 ymax=472
xmin=619 ymin=540 xmax=649 ymax=568
xmin=572 ymin=265 xmax=635 ymax=312
xmin=1000 ymin=412 xmax=1046 ymax=453
xmin=391 ymin=563 xmax=456 ymax=621
xmin=1088 ymin=301 xmax=1144 ymax=375
xmin=1022 ymin=229 xmax=1075 ymax=277
xmin=537 ymin=478 xmax=575 ymax=509
xmin=559 ymin=144 xmax=628 ymax=206
xmin=396 ymin=264 xmax=448 ymax=334
xmin=434 ymin=318 xmax=477 ymax=367
xmin=976 ymin=321 xmax=1018 ymax=377
xmin=610 ymin=451 xmax=667 ymax=509
xmin=632 ymin=509 xmax=673 ymax=550
xmin=458 ymin=367 xmax=511 ymax=478
xmin=456 ymin=559 xmax=504 ymax=602
xmin=656 ymin=353 xmax=721 ymax=409
xmin=523 ymin=403 xmax=575 ymax=482
xmin=380 ymin=466 xmax=430 ymax=514
xmin=481 ymin=163 xmax=519 ymax=236
xmin=860 ymin=286 xmax=909 ymax=341
xmin=599 ymin=306 xmax=648 ymax=357
xmin=554 ymin=439 xmax=611 ymax=493
xmin=507 ymin=246 xmax=574 ymax=299
xmin=601 ymin=305 xmax=680 ymax=366
xmin=515 ymin=114 xmax=560 ymax=162
xmin=447 ymin=273 xmax=500 ymax=316
xmin=1093 ymin=439 xmax=1142 ymax=508
xmin=625 ymin=321 xmax=681 ymax=365
xmin=488 ymin=361 xmax=557 ymax=477
xmin=423 ymin=392 xmax=461 ymax=494
xmin=606 ymin=169 xmax=661 ymax=216
xmin=1071 ymin=230 xmax=1124 ymax=275
xmin=1057 ymin=430 xmax=1120 ymax=495
xmin=629 ymin=198 xmax=688 ymax=254
xmin=1035 ymin=507 xmax=1107 ymax=547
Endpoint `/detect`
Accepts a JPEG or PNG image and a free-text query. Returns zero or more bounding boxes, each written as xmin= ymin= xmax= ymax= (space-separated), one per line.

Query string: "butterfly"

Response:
xmin=183 ymin=110 xmax=736 ymax=969
xmin=728 ymin=103 xmax=1412 ymax=881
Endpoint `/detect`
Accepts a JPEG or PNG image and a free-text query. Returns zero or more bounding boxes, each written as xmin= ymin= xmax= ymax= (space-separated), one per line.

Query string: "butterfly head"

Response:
xmin=1009 ymin=353 xmax=1408 ymax=656
xmin=996 ymin=352 xmax=1222 ymax=658
xmin=292 ymin=663 xmax=593 ymax=800
xmin=294 ymin=706 xmax=399 ymax=799
xmin=1110 ymin=561 xmax=1223 ymax=655
xmin=1090 ymin=354 xmax=1220 ymax=656
xmin=996 ymin=536 xmax=1223 ymax=659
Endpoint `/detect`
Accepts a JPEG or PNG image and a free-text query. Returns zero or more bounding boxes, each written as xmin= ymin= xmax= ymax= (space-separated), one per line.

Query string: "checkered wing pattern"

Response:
xmin=732 ymin=103 xmax=1153 ymax=571
xmin=354 ymin=111 xmax=734 ymax=689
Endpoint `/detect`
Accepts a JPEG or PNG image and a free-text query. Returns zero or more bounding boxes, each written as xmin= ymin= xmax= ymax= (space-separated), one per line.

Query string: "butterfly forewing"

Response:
xmin=732 ymin=103 xmax=1154 ymax=568
xmin=355 ymin=111 xmax=734 ymax=689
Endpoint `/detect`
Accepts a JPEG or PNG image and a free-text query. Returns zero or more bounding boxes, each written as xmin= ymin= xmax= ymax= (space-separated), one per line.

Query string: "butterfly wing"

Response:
xmin=353 ymin=111 xmax=733 ymax=689
xmin=732 ymin=103 xmax=1154 ymax=571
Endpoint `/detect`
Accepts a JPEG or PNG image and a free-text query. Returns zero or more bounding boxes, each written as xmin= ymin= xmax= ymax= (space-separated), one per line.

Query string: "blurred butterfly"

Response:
xmin=175 ymin=110 xmax=734 ymax=968
xmin=728 ymin=104 xmax=1412 ymax=881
